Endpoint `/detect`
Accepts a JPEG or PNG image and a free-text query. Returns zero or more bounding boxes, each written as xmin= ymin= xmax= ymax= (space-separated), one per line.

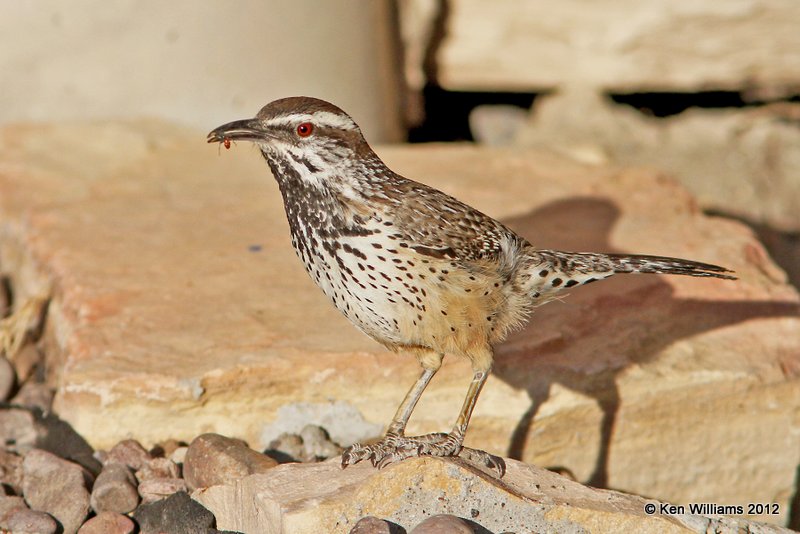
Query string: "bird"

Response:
xmin=208 ymin=96 xmax=735 ymax=477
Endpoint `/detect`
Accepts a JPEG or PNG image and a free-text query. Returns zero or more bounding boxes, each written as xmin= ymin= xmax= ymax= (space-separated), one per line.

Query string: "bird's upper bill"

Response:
xmin=207 ymin=118 xmax=269 ymax=145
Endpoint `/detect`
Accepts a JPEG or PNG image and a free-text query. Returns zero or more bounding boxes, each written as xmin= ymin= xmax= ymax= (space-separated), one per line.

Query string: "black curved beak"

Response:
xmin=207 ymin=118 xmax=270 ymax=144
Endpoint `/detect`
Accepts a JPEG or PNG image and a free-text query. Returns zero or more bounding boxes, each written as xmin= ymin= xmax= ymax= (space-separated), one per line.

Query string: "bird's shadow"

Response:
xmin=491 ymin=197 xmax=800 ymax=490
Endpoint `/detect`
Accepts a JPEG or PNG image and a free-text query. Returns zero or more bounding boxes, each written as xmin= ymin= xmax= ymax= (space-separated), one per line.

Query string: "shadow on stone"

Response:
xmin=494 ymin=197 xmax=800 ymax=489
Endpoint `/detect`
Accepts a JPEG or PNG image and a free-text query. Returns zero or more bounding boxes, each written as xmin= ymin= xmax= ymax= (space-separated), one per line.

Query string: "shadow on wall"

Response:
xmin=490 ymin=197 xmax=800 ymax=495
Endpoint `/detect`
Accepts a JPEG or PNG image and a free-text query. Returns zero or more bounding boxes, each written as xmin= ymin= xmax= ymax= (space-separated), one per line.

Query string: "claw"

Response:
xmin=340 ymin=432 xmax=504 ymax=477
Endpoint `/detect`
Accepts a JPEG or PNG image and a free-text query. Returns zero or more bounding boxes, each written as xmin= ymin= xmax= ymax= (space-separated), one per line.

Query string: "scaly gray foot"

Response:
xmin=342 ymin=432 xmax=505 ymax=477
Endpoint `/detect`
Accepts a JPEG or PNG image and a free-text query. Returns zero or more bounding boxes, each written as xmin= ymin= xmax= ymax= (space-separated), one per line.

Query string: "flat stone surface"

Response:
xmin=401 ymin=0 xmax=800 ymax=94
xmin=194 ymin=456 xmax=794 ymax=534
xmin=511 ymin=91 xmax=800 ymax=233
xmin=0 ymin=120 xmax=798 ymax=525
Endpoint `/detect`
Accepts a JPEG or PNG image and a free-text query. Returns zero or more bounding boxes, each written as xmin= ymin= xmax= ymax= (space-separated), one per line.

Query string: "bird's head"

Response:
xmin=208 ymin=97 xmax=377 ymax=189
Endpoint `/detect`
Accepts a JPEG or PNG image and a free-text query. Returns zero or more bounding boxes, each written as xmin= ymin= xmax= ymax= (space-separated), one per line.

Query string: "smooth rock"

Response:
xmin=105 ymin=439 xmax=151 ymax=471
xmin=349 ymin=516 xmax=395 ymax=534
xmin=133 ymin=490 xmax=216 ymax=534
xmin=77 ymin=511 xmax=136 ymax=534
xmin=183 ymin=433 xmax=277 ymax=491
xmin=411 ymin=514 xmax=473 ymax=534
xmin=22 ymin=449 xmax=90 ymax=534
xmin=3 ymin=507 xmax=58 ymax=534
xmin=0 ymin=450 xmax=24 ymax=494
xmin=90 ymin=463 xmax=139 ymax=514
xmin=138 ymin=477 xmax=188 ymax=504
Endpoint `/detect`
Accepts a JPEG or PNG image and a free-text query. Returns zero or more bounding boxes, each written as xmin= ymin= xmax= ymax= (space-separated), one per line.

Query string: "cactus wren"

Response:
xmin=208 ymin=97 xmax=735 ymax=476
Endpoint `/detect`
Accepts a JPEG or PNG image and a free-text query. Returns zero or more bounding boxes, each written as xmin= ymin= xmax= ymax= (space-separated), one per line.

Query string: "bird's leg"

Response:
xmin=404 ymin=367 xmax=505 ymax=476
xmin=343 ymin=348 xmax=505 ymax=477
xmin=385 ymin=366 xmax=438 ymax=436
xmin=342 ymin=353 xmax=441 ymax=468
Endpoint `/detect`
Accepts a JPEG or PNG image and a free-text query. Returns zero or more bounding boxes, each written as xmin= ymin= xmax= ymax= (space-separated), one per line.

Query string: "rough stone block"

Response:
xmin=400 ymin=0 xmax=800 ymax=95
xmin=194 ymin=456 xmax=792 ymax=534
xmin=0 ymin=121 xmax=797 ymax=525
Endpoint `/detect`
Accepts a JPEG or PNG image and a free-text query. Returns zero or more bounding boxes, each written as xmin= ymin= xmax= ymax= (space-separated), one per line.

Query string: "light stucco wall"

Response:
xmin=0 ymin=1 xmax=401 ymax=142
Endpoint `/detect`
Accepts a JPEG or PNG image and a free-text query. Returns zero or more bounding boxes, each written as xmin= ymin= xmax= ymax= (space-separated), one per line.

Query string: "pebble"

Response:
xmin=0 ymin=356 xmax=16 ymax=402
xmin=135 ymin=456 xmax=180 ymax=482
xmin=105 ymin=439 xmax=151 ymax=471
xmin=170 ymin=445 xmax=188 ymax=465
xmin=133 ymin=490 xmax=216 ymax=534
xmin=349 ymin=515 xmax=395 ymax=534
xmin=410 ymin=514 xmax=474 ymax=534
xmin=3 ymin=507 xmax=58 ymax=534
xmin=266 ymin=425 xmax=342 ymax=463
xmin=11 ymin=381 xmax=55 ymax=412
xmin=77 ymin=511 xmax=136 ymax=534
xmin=300 ymin=424 xmax=343 ymax=461
xmin=183 ymin=433 xmax=277 ymax=490
xmin=0 ymin=413 xmax=354 ymax=532
xmin=0 ymin=408 xmax=38 ymax=453
xmin=90 ymin=463 xmax=139 ymax=514
xmin=138 ymin=476 xmax=188 ymax=504
xmin=22 ymin=448 xmax=90 ymax=534
xmin=266 ymin=432 xmax=305 ymax=463
xmin=0 ymin=494 xmax=27 ymax=519
xmin=0 ymin=449 xmax=24 ymax=494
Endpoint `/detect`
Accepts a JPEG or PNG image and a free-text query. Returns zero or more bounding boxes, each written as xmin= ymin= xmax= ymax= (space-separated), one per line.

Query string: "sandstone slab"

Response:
xmin=510 ymin=90 xmax=800 ymax=234
xmin=0 ymin=121 xmax=798 ymax=525
xmin=194 ymin=456 xmax=793 ymax=534
xmin=400 ymin=0 xmax=800 ymax=95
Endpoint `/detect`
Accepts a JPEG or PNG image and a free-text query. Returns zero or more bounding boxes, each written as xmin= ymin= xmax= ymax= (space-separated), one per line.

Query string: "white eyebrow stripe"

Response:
xmin=312 ymin=111 xmax=357 ymax=130
xmin=264 ymin=111 xmax=357 ymax=131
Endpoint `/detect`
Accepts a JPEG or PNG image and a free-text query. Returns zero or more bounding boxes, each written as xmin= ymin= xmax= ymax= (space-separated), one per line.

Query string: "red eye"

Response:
xmin=296 ymin=122 xmax=314 ymax=137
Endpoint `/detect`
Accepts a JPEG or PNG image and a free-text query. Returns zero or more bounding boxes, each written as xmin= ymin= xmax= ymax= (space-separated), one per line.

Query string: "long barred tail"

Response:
xmin=604 ymin=253 xmax=737 ymax=279
xmin=528 ymin=250 xmax=736 ymax=295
